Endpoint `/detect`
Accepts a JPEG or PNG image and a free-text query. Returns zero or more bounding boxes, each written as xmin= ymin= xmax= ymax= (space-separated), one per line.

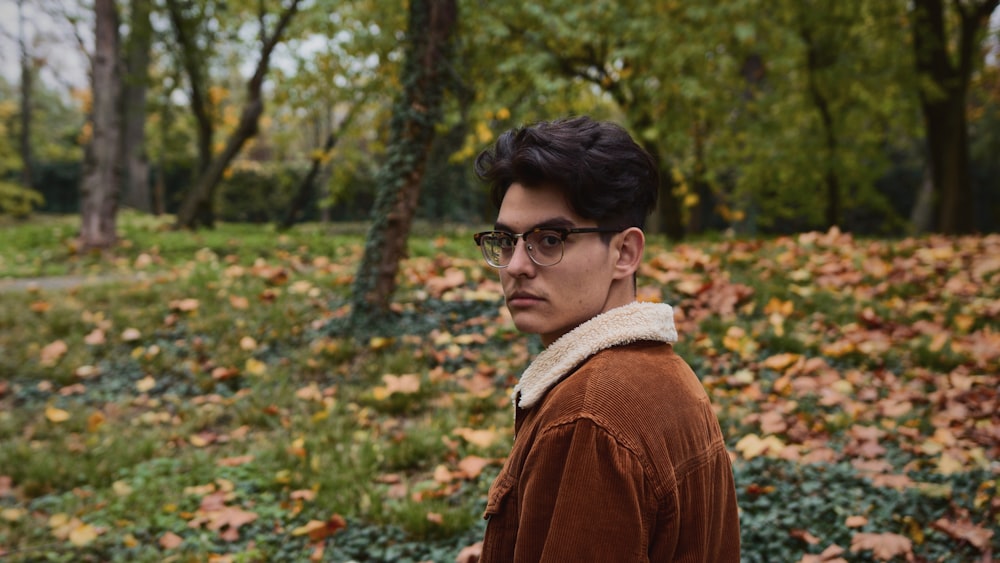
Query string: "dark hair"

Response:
xmin=474 ymin=116 xmax=659 ymax=230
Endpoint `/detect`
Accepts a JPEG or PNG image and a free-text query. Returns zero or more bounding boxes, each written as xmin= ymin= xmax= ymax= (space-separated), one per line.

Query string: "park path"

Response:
xmin=0 ymin=274 xmax=140 ymax=293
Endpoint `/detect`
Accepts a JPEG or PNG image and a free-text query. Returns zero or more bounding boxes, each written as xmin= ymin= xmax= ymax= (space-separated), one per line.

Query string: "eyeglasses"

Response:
xmin=473 ymin=227 xmax=623 ymax=268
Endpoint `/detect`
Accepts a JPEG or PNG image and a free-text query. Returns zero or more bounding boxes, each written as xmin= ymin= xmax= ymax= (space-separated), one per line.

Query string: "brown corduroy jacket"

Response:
xmin=479 ymin=302 xmax=741 ymax=562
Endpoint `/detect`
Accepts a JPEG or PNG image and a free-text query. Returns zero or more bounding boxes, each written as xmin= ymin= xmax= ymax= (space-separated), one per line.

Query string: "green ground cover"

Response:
xmin=0 ymin=215 xmax=997 ymax=562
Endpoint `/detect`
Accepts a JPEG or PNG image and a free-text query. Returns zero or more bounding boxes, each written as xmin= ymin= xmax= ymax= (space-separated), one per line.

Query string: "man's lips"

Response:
xmin=506 ymin=291 xmax=543 ymax=307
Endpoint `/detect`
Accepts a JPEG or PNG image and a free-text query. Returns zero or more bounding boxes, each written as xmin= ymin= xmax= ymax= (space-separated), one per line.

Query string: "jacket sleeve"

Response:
xmin=514 ymin=417 xmax=664 ymax=562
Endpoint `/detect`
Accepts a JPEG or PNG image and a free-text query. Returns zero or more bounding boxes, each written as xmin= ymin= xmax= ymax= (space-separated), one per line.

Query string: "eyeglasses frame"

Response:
xmin=473 ymin=226 xmax=624 ymax=268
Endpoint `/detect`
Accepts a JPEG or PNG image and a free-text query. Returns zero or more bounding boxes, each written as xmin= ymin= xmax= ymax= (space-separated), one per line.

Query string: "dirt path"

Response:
xmin=0 ymin=274 xmax=140 ymax=293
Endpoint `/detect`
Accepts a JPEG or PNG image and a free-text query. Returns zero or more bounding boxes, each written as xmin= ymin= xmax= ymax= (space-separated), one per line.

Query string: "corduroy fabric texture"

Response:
xmin=480 ymin=303 xmax=740 ymax=562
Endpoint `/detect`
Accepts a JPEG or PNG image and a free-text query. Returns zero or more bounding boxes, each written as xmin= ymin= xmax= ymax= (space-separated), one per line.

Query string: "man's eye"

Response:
xmin=536 ymin=232 xmax=562 ymax=248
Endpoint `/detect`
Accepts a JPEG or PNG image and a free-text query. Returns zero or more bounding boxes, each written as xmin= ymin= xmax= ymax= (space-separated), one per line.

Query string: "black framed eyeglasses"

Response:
xmin=473 ymin=227 xmax=623 ymax=268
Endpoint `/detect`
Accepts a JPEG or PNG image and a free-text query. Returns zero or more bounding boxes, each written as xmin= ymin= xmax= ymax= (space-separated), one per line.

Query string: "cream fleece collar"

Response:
xmin=514 ymin=301 xmax=678 ymax=409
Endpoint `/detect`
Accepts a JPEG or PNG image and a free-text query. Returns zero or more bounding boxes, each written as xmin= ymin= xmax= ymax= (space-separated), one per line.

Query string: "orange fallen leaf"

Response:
xmin=40 ymin=340 xmax=68 ymax=366
xmin=84 ymin=328 xmax=106 ymax=345
xmin=453 ymin=427 xmax=502 ymax=449
xmin=170 ymin=298 xmax=200 ymax=312
xmin=931 ymin=517 xmax=994 ymax=551
xmin=45 ymin=405 xmax=70 ymax=423
xmin=457 ymin=455 xmax=491 ymax=479
xmin=217 ymin=455 xmax=254 ymax=467
xmin=159 ymin=531 xmax=184 ymax=549
xmin=849 ymin=532 xmax=912 ymax=561
xmin=290 ymin=514 xmax=346 ymax=542
xmin=426 ymin=512 xmax=444 ymax=524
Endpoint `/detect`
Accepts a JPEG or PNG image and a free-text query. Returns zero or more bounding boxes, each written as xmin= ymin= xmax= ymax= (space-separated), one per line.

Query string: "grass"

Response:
xmin=0 ymin=215 xmax=998 ymax=561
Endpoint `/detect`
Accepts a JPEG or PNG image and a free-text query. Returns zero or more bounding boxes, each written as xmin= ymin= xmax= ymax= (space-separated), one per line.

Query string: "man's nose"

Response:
xmin=504 ymin=238 xmax=536 ymax=274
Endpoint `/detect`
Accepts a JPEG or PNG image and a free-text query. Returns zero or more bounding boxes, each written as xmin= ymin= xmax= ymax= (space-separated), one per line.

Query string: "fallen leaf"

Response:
xmin=849 ymin=532 xmax=912 ymax=561
xmin=453 ymin=427 xmax=502 ymax=449
xmin=45 ymin=405 xmax=71 ymax=423
xmin=455 ymin=542 xmax=483 ymax=563
xmin=170 ymin=298 xmax=200 ymax=312
xmin=160 ymin=531 xmax=184 ymax=549
xmin=426 ymin=512 xmax=444 ymax=524
xmin=1 ymin=508 xmax=26 ymax=522
xmin=121 ymin=327 xmax=142 ymax=341
xmin=40 ymin=340 xmax=68 ymax=366
xmin=217 ymin=455 xmax=255 ymax=467
xmin=245 ymin=358 xmax=267 ymax=376
xmin=845 ymin=515 xmax=868 ymax=528
xmin=456 ymin=455 xmax=491 ymax=479
xmin=84 ymin=328 xmax=106 ymax=345
xmin=382 ymin=373 xmax=421 ymax=395
xmin=68 ymin=522 xmax=101 ymax=546
xmin=426 ymin=268 xmax=466 ymax=297
xmin=931 ymin=517 xmax=994 ymax=550
xmin=290 ymin=514 xmax=346 ymax=542
xmin=136 ymin=375 xmax=156 ymax=393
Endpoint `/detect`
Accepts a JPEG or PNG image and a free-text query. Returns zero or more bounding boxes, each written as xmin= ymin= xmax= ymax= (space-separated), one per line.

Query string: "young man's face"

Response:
xmin=495 ymin=182 xmax=632 ymax=346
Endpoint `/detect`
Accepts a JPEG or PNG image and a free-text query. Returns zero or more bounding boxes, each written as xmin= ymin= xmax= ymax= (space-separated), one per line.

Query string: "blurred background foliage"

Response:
xmin=0 ymin=0 xmax=998 ymax=236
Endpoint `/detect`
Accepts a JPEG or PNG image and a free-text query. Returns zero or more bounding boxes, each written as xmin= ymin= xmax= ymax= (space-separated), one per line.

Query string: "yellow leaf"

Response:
xmin=87 ymin=410 xmax=106 ymax=432
xmin=369 ymin=336 xmax=393 ymax=351
xmin=1 ymin=508 xmax=26 ymax=522
xmin=382 ymin=374 xmax=420 ymax=395
xmin=734 ymin=433 xmax=786 ymax=460
xmin=45 ymin=405 xmax=71 ymax=423
xmin=291 ymin=519 xmax=327 ymax=537
xmin=135 ymin=376 xmax=156 ymax=393
xmin=69 ymin=522 xmax=100 ymax=546
xmin=937 ymin=453 xmax=963 ymax=475
xmin=112 ymin=480 xmax=133 ymax=497
xmin=245 ymin=358 xmax=267 ymax=376
xmin=762 ymin=353 xmax=800 ymax=372
xmin=453 ymin=427 xmax=502 ymax=449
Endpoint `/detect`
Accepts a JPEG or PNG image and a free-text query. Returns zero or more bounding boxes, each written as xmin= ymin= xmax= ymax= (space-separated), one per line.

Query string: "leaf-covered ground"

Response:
xmin=0 ymin=216 xmax=997 ymax=562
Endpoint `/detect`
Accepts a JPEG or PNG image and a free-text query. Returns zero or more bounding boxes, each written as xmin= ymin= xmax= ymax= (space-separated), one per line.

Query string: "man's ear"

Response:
xmin=613 ymin=227 xmax=645 ymax=280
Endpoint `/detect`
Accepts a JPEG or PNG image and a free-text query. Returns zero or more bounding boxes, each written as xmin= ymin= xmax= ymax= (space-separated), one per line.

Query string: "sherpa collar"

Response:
xmin=514 ymin=301 xmax=678 ymax=409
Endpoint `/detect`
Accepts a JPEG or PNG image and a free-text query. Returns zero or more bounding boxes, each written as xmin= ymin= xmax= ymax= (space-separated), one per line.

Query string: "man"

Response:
xmin=470 ymin=116 xmax=740 ymax=562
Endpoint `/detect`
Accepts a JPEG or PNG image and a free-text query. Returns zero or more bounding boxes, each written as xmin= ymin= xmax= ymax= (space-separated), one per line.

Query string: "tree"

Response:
xmin=17 ymin=0 xmax=33 ymax=191
xmin=169 ymin=0 xmax=302 ymax=229
xmin=350 ymin=0 xmax=458 ymax=327
xmin=120 ymin=0 xmax=153 ymax=212
xmin=279 ymin=103 xmax=359 ymax=230
xmin=78 ymin=0 xmax=121 ymax=250
xmin=910 ymin=0 xmax=999 ymax=234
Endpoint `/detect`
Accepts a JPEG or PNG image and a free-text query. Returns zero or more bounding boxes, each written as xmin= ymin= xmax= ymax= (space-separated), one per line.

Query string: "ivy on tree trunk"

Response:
xmin=350 ymin=0 xmax=458 ymax=330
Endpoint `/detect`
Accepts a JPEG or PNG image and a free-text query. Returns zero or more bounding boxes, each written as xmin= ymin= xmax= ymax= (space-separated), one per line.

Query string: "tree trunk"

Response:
xmin=910 ymin=0 xmax=999 ymax=234
xmin=79 ymin=0 xmax=122 ymax=250
xmin=173 ymin=0 xmax=301 ymax=230
xmin=350 ymin=0 xmax=458 ymax=326
xmin=280 ymin=103 xmax=358 ymax=230
xmin=17 ymin=0 xmax=33 ymax=190
xmin=165 ymin=0 xmax=213 ymax=179
xmin=121 ymin=0 xmax=153 ymax=212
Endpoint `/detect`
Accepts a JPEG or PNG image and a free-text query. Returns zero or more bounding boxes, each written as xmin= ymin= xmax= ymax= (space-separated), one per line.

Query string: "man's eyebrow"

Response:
xmin=493 ymin=217 xmax=576 ymax=232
